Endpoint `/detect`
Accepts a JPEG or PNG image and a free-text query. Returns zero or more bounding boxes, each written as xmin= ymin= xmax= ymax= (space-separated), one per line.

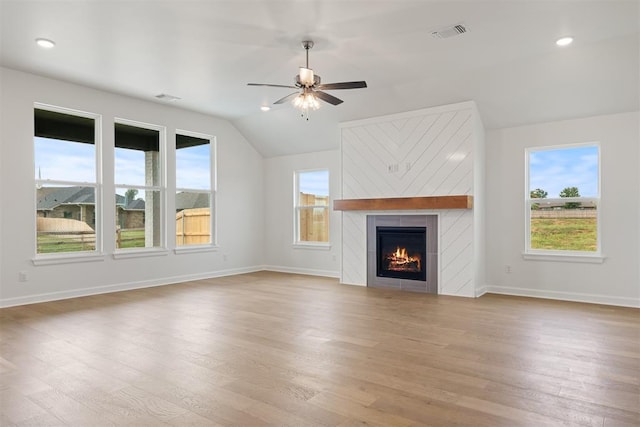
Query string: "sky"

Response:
xmin=35 ymin=137 xmax=96 ymax=182
xmin=299 ymin=169 xmax=329 ymax=196
xmin=35 ymin=137 xmax=212 ymax=195
xmin=529 ymin=145 xmax=599 ymax=198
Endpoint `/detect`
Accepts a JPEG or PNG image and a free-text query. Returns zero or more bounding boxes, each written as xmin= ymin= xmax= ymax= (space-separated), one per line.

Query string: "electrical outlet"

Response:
xmin=223 ymin=254 xmax=229 ymax=262
xmin=505 ymin=265 xmax=512 ymax=274
xmin=19 ymin=271 xmax=28 ymax=282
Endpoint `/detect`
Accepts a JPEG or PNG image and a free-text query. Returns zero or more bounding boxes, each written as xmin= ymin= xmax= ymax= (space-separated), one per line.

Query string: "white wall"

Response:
xmin=0 ymin=67 xmax=264 ymax=307
xmin=263 ymin=150 xmax=341 ymax=277
xmin=486 ymin=111 xmax=640 ymax=307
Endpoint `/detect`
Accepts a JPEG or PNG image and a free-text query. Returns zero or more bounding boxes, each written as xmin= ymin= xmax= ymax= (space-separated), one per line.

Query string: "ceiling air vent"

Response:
xmin=155 ymin=93 xmax=181 ymax=102
xmin=431 ymin=24 xmax=467 ymax=39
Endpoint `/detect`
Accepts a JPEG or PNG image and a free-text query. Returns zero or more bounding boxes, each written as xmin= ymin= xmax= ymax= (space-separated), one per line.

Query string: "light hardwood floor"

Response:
xmin=1 ymin=272 xmax=638 ymax=426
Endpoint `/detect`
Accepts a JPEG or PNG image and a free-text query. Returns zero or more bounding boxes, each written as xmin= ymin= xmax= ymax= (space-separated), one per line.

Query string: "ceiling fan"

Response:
xmin=248 ymin=40 xmax=367 ymax=118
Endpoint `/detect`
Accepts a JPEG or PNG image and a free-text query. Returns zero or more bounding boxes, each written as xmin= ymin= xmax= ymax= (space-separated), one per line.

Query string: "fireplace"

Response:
xmin=367 ymin=215 xmax=438 ymax=293
xmin=376 ymin=226 xmax=426 ymax=281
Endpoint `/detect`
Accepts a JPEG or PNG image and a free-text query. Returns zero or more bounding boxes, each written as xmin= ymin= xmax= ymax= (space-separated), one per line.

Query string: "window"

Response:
xmin=295 ymin=169 xmax=329 ymax=244
xmin=34 ymin=105 xmax=101 ymax=255
xmin=114 ymin=119 xmax=165 ymax=250
xmin=175 ymin=131 xmax=215 ymax=247
xmin=526 ymin=143 xmax=600 ymax=255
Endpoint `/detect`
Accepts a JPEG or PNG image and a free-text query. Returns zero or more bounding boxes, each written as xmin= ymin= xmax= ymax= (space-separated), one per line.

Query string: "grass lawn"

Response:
xmin=38 ymin=229 xmax=146 ymax=253
xmin=117 ymin=229 xmax=145 ymax=248
xmin=37 ymin=233 xmax=95 ymax=253
xmin=530 ymin=218 xmax=597 ymax=251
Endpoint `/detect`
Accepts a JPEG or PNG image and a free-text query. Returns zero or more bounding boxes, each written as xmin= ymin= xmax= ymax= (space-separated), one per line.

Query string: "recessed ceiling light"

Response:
xmin=35 ymin=38 xmax=56 ymax=49
xmin=260 ymin=106 xmax=271 ymax=112
xmin=556 ymin=36 xmax=573 ymax=47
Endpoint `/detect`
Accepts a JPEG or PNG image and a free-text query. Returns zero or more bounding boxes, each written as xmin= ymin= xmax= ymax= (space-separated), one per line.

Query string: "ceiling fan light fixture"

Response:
xmin=293 ymin=91 xmax=320 ymax=111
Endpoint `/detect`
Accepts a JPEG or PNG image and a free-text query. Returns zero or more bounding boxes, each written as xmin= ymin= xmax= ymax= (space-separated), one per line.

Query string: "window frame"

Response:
xmin=293 ymin=168 xmax=330 ymax=248
xmin=174 ymin=129 xmax=217 ymax=252
xmin=33 ymin=103 xmax=103 ymax=262
xmin=113 ymin=117 xmax=166 ymax=254
xmin=524 ymin=142 xmax=603 ymax=262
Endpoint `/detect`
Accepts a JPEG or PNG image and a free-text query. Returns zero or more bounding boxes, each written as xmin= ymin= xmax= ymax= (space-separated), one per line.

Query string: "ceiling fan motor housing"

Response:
xmin=296 ymin=70 xmax=321 ymax=88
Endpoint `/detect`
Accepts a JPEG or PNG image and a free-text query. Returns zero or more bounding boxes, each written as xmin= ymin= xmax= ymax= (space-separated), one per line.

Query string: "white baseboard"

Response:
xmin=0 ymin=265 xmax=264 ymax=308
xmin=263 ymin=265 xmax=340 ymax=279
xmin=475 ymin=285 xmax=488 ymax=297
xmin=485 ymin=285 xmax=640 ymax=308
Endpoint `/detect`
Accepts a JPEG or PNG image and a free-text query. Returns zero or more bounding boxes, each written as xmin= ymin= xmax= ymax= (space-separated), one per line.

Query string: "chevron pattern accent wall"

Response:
xmin=342 ymin=108 xmax=473 ymax=199
xmin=340 ymin=103 xmax=478 ymax=297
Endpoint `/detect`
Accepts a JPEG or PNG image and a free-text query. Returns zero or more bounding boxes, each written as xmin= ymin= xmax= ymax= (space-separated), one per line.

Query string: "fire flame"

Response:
xmin=387 ymin=246 xmax=421 ymax=271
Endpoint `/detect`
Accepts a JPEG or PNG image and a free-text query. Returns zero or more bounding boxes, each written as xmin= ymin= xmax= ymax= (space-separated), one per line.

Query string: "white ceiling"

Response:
xmin=1 ymin=1 xmax=638 ymax=157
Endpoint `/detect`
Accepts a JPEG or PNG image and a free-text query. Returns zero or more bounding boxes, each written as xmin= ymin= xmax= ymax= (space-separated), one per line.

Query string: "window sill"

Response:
xmin=522 ymin=251 xmax=605 ymax=264
xmin=293 ymin=242 xmax=332 ymax=250
xmin=32 ymin=252 xmax=106 ymax=266
xmin=174 ymin=245 xmax=219 ymax=255
xmin=113 ymin=248 xmax=170 ymax=260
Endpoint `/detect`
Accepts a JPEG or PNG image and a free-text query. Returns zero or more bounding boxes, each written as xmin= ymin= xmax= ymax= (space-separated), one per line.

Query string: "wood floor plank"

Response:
xmin=1 ymin=271 xmax=638 ymax=426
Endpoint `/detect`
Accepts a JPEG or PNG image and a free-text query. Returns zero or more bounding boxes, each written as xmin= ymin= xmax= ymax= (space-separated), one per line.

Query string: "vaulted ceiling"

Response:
xmin=1 ymin=1 xmax=638 ymax=157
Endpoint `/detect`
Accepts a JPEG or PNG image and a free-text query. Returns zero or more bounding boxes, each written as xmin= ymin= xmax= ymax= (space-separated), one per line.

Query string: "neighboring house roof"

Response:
xmin=532 ymin=199 xmax=597 ymax=209
xmin=38 ymin=187 xmax=146 ymax=210
xmin=37 ymin=186 xmax=95 ymax=210
xmin=124 ymin=199 xmax=145 ymax=211
xmin=176 ymin=192 xmax=209 ymax=210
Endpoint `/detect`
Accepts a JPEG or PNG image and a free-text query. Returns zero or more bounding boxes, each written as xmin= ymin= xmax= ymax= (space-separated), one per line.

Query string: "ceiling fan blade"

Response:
xmin=247 ymin=83 xmax=297 ymax=89
xmin=317 ymin=81 xmax=367 ymax=90
xmin=315 ymin=91 xmax=343 ymax=105
xmin=274 ymin=92 xmax=300 ymax=104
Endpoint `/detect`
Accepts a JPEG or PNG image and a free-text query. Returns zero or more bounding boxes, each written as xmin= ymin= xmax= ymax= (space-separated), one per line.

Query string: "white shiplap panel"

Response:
xmin=428 ymin=156 xmax=473 ymax=196
xmin=403 ymin=110 xmax=472 ymax=196
xmin=341 ymin=212 xmax=367 ymax=285
xmin=440 ymin=210 xmax=474 ymax=296
xmin=342 ymin=110 xmax=472 ymax=199
xmin=342 ymin=128 xmax=397 ymax=198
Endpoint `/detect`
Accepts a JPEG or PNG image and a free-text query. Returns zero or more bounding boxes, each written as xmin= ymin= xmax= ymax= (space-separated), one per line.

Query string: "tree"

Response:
xmin=529 ymin=188 xmax=547 ymax=210
xmin=125 ymin=188 xmax=138 ymax=206
xmin=559 ymin=186 xmax=581 ymax=209
xmin=530 ymin=188 xmax=548 ymax=199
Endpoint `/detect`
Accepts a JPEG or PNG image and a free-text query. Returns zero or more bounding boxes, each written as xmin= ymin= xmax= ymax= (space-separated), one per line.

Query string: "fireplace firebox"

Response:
xmin=367 ymin=215 xmax=438 ymax=293
xmin=376 ymin=226 xmax=426 ymax=281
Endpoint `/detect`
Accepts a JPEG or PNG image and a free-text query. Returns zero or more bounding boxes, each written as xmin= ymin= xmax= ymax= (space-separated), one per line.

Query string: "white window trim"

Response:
xmin=292 ymin=242 xmax=331 ymax=250
xmin=112 ymin=248 xmax=169 ymax=259
xmin=33 ymin=103 xmax=103 ymax=263
xmin=113 ymin=118 xmax=167 ymax=252
xmin=524 ymin=142 xmax=602 ymax=259
xmin=32 ymin=252 xmax=105 ymax=266
xmin=293 ymin=169 xmax=330 ymax=246
xmin=174 ymin=129 xmax=217 ymax=249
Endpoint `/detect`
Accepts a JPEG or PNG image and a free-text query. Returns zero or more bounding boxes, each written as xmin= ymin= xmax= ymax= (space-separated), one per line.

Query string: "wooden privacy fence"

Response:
xmin=176 ymin=208 xmax=210 ymax=245
xmin=531 ymin=209 xmax=597 ymax=219
xmin=299 ymin=207 xmax=329 ymax=242
xmin=36 ymin=217 xmax=96 ymax=253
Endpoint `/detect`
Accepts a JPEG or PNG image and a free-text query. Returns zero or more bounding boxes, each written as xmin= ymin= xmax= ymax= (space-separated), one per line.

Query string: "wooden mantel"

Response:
xmin=333 ymin=195 xmax=473 ymax=211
